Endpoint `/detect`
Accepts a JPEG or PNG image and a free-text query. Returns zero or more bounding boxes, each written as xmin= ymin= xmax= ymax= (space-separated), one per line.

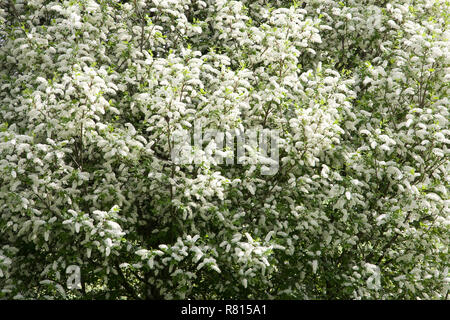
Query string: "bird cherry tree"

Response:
xmin=0 ymin=0 xmax=448 ymax=299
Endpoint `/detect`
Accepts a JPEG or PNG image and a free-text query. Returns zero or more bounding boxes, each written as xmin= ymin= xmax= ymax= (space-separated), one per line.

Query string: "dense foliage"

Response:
xmin=0 ymin=0 xmax=448 ymax=299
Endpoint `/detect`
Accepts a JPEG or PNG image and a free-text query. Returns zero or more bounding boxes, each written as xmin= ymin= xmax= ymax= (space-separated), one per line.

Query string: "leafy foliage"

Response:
xmin=0 ymin=0 xmax=448 ymax=299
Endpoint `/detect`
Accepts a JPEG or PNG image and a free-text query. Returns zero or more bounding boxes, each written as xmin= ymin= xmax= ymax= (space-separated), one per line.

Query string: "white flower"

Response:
xmin=312 ymin=260 xmax=318 ymax=274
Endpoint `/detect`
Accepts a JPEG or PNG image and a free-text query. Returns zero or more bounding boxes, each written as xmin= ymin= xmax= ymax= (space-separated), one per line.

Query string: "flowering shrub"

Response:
xmin=0 ymin=0 xmax=448 ymax=299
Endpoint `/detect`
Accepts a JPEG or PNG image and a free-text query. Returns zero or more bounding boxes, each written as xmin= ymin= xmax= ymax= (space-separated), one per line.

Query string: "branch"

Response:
xmin=115 ymin=262 xmax=141 ymax=299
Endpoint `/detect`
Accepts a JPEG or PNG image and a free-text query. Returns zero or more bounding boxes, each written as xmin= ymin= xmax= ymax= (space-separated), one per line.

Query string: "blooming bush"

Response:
xmin=0 ymin=0 xmax=448 ymax=299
